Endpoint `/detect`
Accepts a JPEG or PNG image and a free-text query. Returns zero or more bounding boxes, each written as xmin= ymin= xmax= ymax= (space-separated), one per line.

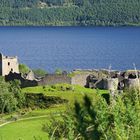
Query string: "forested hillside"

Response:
xmin=0 ymin=0 xmax=140 ymax=26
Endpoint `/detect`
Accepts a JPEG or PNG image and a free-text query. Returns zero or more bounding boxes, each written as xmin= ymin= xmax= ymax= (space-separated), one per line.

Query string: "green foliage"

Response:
xmin=22 ymin=84 xmax=107 ymax=107
xmin=42 ymin=109 xmax=76 ymax=140
xmin=9 ymin=80 xmax=26 ymax=109
xmin=0 ymin=83 xmax=106 ymax=139
xmin=25 ymin=93 xmax=68 ymax=109
xmin=0 ymin=79 xmax=71 ymax=114
xmin=0 ymin=0 xmax=140 ymax=26
xmin=9 ymin=80 xmax=21 ymax=95
xmin=0 ymin=93 xmax=18 ymax=114
xmin=33 ymin=68 xmax=47 ymax=77
xmin=46 ymin=89 xmax=140 ymax=139
xmin=0 ymin=76 xmax=10 ymax=94
xmin=19 ymin=63 xmax=30 ymax=74
xmin=50 ymin=84 xmax=74 ymax=91
xmin=55 ymin=68 xmax=63 ymax=74
xmin=0 ymin=77 xmax=18 ymax=114
xmin=0 ymin=77 xmax=26 ymax=114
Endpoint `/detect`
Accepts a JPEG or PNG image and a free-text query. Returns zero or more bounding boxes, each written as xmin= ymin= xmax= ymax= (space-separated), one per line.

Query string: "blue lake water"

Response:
xmin=0 ymin=26 xmax=140 ymax=72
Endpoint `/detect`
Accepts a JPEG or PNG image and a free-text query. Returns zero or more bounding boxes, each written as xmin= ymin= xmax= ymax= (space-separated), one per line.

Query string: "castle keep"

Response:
xmin=0 ymin=53 xmax=19 ymax=76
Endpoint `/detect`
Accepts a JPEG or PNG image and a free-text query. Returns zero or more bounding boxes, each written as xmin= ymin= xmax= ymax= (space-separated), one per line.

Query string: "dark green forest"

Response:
xmin=0 ymin=0 xmax=140 ymax=26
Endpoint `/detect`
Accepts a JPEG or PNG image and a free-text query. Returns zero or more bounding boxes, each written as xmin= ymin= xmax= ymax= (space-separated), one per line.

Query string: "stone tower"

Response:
xmin=0 ymin=53 xmax=19 ymax=76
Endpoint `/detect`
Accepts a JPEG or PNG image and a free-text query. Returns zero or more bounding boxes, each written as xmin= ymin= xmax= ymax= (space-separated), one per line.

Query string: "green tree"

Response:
xmin=0 ymin=93 xmax=17 ymax=114
xmin=55 ymin=68 xmax=62 ymax=74
xmin=0 ymin=77 xmax=18 ymax=113
xmin=0 ymin=0 xmax=140 ymax=26
xmin=19 ymin=63 xmax=30 ymax=74
xmin=0 ymin=77 xmax=25 ymax=113
xmin=9 ymin=80 xmax=26 ymax=109
xmin=33 ymin=68 xmax=47 ymax=77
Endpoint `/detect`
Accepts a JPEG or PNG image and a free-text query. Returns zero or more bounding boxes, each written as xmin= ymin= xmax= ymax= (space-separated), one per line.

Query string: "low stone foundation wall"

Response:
xmin=38 ymin=74 xmax=71 ymax=86
xmin=5 ymin=72 xmax=38 ymax=88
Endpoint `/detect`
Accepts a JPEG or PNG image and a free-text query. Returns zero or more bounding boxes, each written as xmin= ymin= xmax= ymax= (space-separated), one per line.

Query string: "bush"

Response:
xmin=0 ymin=93 xmax=18 ymax=114
xmin=55 ymin=69 xmax=62 ymax=75
xmin=9 ymin=80 xmax=26 ymax=109
xmin=42 ymin=109 xmax=76 ymax=140
xmin=51 ymin=84 xmax=74 ymax=91
xmin=0 ymin=78 xmax=26 ymax=114
xmin=101 ymin=93 xmax=110 ymax=104
xmin=33 ymin=68 xmax=47 ymax=77
xmin=45 ymin=89 xmax=140 ymax=139
xmin=19 ymin=63 xmax=30 ymax=74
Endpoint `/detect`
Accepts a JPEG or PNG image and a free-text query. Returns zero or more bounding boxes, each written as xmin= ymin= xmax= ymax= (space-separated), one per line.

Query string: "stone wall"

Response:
xmin=104 ymin=78 xmax=119 ymax=90
xmin=38 ymin=74 xmax=71 ymax=86
xmin=71 ymin=73 xmax=90 ymax=87
xmin=4 ymin=69 xmax=140 ymax=90
xmin=124 ymin=78 xmax=140 ymax=89
xmin=5 ymin=72 xmax=38 ymax=88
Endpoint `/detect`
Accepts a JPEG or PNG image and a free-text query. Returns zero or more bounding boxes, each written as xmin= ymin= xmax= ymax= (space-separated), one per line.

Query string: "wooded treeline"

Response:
xmin=0 ymin=0 xmax=140 ymax=26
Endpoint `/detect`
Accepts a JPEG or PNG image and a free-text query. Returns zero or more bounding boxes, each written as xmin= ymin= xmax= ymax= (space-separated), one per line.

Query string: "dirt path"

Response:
xmin=0 ymin=113 xmax=60 ymax=128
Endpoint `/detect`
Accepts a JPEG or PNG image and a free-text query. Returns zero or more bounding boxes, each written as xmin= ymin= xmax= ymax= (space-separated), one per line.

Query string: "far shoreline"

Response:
xmin=0 ymin=25 xmax=140 ymax=28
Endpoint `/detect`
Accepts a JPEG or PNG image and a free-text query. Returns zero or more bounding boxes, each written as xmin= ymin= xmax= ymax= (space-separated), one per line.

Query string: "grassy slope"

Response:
xmin=0 ymin=84 xmax=108 ymax=140
xmin=22 ymin=84 xmax=107 ymax=106
xmin=0 ymin=117 xmax=48 ymax=140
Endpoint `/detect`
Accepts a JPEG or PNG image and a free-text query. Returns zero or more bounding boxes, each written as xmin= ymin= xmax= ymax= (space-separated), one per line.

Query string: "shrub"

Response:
xmin=51 ymin=84 xmax=74 ymax=91
xmin=0 ymin=78 xmax=26 ymax=114
xmin=55 ymin=69 xmax=62 ymax=75
xmin=0 ymin=93 xmax=18 ymax=114
xmin=42 ymin=109 xmax=76 ymax=140
xmin=45 ymin=89 xmax=140 ymax=139
xmin=33 ymin=68 xmax=47 ymax=77
xmin=19 ymin=63 xmax=30 ymax=74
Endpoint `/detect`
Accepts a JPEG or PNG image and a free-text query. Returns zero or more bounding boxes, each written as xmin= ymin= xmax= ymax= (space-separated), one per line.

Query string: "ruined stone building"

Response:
xmin=1 ymin=52 xmax=139 ymax=90
xmin=0 ymin=53 xmax=19 ymax=76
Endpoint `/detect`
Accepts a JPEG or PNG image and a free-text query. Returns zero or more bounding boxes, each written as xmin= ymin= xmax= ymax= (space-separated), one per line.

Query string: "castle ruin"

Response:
xmin=0 ymin=53 xmax=19 ymax=76
xmin=1 ymin=53 xmax=140 ymax=90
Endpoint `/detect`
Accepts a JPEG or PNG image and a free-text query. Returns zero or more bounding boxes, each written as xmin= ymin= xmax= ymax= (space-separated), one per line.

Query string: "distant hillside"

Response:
xmin=0 ymin=0 xmax=140 ymax=26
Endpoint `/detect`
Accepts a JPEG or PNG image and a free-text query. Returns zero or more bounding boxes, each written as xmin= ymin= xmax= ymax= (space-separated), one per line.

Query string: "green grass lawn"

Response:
xmin=0 ymin=117 xmax=49 ymax=140
xmin=0 ymin=84 xmax=108 ymax=140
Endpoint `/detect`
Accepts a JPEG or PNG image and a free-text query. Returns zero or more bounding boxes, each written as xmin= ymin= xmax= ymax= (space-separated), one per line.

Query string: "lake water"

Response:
xmin=0 ymin=26 xmax=140 ymax=72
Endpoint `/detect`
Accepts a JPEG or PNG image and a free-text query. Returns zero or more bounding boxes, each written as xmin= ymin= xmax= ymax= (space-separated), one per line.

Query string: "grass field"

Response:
xmin=0 ymin=117 xmax=48 ymax=140
xmin=0 ymin=84 xmax=108 ymax=140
